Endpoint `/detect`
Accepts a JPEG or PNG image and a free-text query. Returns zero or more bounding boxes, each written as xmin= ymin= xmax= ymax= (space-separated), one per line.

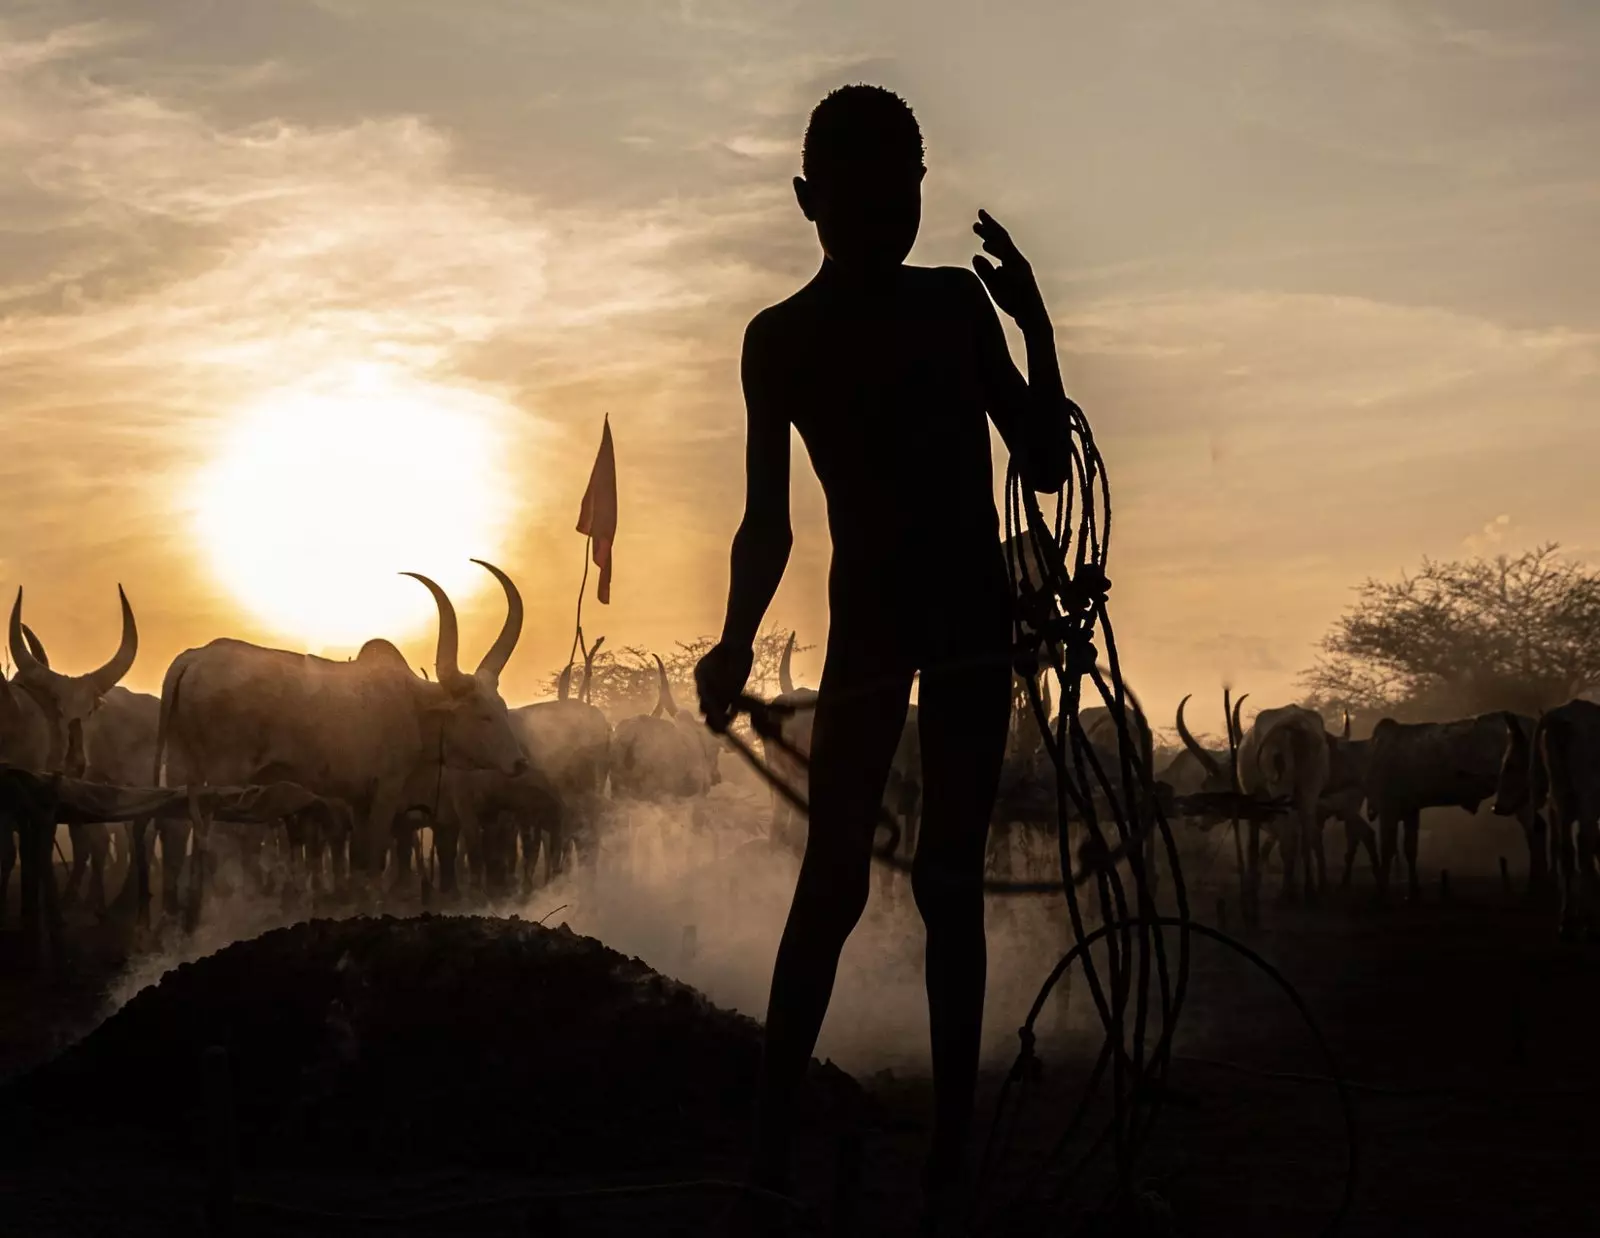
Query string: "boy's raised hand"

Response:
xmin=972 ymin=209 xmax=1049 ymax=332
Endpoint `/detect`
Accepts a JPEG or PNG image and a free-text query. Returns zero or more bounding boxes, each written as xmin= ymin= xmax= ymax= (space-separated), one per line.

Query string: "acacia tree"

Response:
xmin=1301 ymin=544 xmax=1600 ymax=724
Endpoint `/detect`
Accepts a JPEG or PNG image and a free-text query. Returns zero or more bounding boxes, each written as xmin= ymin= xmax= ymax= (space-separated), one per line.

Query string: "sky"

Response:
xmin=2 ymin=0 xmax=1597 ymax=732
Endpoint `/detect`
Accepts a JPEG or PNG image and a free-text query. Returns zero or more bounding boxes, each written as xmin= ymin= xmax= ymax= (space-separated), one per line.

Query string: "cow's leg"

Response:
xmin=1402 ymin=812 xmax=1422 ymax=903
xmin=1340 ymin=815 xmax=1362 ymax=889
xmin=0 ymin=814 xmax=15 ymax=923
xmin=1305 ymin=812 xmax=1328 ymax=902
xmin=1376 ymin=812 xmax=1398 ymax=903
xmin=1245 ymin=819 xmax=1263 ymax=917
xmin=1276 ymin=818 xmax=1302 ymax=905
xmin=158 ymin=819 xmax=190 ymax=917
xmin=1523 ymin=810 xmax=1550 ymax=892
xmin=62 ymin=823 xmax=92 ymax=906
xmin=84 ymin=823 xmax=112 ymax=914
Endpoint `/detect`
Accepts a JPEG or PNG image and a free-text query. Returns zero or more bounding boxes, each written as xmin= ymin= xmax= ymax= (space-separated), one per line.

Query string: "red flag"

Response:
xmin=576 ymin=414 xmax=618 ymax=604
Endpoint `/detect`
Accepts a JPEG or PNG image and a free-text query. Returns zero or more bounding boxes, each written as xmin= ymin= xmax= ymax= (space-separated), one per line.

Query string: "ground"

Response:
xmin=1 ymin=854 xmax=1597 ymax=1235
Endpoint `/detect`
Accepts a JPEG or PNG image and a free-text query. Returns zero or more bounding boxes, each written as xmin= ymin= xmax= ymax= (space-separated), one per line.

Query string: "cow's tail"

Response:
xmin=153 ymin=654 xmax=191 ymax=790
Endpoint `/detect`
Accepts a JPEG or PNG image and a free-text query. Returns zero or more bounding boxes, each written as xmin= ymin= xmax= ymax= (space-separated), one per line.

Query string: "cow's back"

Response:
xmin=84 ymin=686 xmax=160 ymax=786
xmin=1238 ymin=705 xmax=1330 ymax=800
xmin=512 ymin=700 xmax=611 ymax=797
xmin=1367 ymin=714 xmax=1522 ymax=815
xmin=612 ymin=715 xmax=699 ymax=799
xmin=165 ymin=639 xmax=422 ymax=798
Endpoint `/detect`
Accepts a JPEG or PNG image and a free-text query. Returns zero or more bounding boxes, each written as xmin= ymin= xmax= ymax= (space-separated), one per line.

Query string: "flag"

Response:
xmin=576 ymin=414 xmax=618 ymax=604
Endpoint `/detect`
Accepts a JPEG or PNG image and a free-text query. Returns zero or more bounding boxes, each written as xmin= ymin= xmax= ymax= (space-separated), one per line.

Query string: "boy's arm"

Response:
xmin=718 ymin=314 xmax=793 ymax=654
xmin=967 ymin=210 xmax=1076 ymax=493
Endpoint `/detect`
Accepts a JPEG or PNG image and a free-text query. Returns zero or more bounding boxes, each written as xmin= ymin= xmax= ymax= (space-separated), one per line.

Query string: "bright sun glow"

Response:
xmin=194 ymin=366 xmax=518 ymax=650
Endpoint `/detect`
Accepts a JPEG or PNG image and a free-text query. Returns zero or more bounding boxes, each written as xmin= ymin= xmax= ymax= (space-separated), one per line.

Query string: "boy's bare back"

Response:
xmin=745 ymin=263 xmax=1014 ymax=620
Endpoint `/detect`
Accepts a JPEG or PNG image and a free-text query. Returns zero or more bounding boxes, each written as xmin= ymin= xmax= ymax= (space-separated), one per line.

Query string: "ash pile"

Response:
xmin=4 ymin=915 xmax=862 ymax=1175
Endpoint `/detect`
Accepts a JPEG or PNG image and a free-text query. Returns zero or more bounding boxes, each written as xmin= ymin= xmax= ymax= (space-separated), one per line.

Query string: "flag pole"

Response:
xmin=567 ymin=535 xmax=591 ymax=675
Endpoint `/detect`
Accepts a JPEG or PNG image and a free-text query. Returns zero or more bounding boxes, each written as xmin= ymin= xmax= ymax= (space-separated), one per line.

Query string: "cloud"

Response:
xmin=1463 ymin=513 xmax=1515 ymax=556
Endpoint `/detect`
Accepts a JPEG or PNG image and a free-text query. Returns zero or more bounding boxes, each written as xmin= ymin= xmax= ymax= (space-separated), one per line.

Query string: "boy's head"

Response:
xmin=795 ymin=84 xmax=925 ymax=272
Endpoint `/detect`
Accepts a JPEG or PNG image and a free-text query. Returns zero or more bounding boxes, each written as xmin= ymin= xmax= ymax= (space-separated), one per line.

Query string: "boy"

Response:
xmin=695 ymin=84 xmax=1077 ymax=1229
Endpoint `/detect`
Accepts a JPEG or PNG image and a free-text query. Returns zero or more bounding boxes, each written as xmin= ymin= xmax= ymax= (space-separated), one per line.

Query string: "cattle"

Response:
xmin=610 ymin=656 xmax=723 ymax=801
xmin=1162 ymin=692 xmax=1245 ymax=826
xmin=4 ymin=594 xmax=139 ymax=914
xmin=1365 ymin=712 xmax=1538 ymax=904
xmin=1321 ymin=716 xmax=1377 ymax=888
xmin=763 ymin=633 xmax=819 ymax=850
xmin=1078 ymin=690 xmax=1160 ymax=883
xmin=756 ymin=633 xmax=923 ymax=872
xmin=1235 ymin=704 xmax=1332 ymax=903
xmin=6 ymin=627 xmax=162 ymax=912
xmin=1494 ymin=702 xmax=1600 ymax=934
xmin=7 ymin=586 xmax=138 ymax=778
xmin=152 ymin=561 xmax=528 ymax=907
xmin=423 ymin=633 xmax=611 ymax=899
xmin=0 ymin=638 xmax=53 ymax=921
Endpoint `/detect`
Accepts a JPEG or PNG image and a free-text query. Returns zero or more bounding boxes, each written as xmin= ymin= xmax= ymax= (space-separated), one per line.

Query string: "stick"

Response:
xmin=566 ymin=535 xmax=592 ymax=678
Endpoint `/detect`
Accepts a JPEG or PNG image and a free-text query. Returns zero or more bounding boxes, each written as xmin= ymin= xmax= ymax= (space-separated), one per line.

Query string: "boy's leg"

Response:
xmin=912 ymin=650 xmax=1012 ymax=1185
xmin=752 ymin=657 xmax=914 ymax=1190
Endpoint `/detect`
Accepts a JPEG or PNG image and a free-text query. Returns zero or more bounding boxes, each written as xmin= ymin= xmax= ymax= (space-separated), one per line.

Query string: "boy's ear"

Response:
xmin=793 ymin=175 xmax=816 ymax=221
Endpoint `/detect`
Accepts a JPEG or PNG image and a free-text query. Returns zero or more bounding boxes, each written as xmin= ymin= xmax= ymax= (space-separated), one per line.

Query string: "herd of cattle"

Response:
xmin=2 ymin=567 xmax=1599 ymax=938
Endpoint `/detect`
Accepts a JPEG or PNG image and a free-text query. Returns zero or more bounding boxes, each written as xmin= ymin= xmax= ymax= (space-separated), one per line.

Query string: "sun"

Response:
xmin=194 ymin=366 xmax=519 ymax=651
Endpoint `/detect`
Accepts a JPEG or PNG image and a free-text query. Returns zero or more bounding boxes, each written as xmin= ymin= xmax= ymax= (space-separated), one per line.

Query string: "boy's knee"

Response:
xmin=911 ymin=857 xmax=982 ymax=922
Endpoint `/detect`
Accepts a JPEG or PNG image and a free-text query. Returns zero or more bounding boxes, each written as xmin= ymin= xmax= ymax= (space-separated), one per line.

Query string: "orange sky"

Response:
xmin=2 ymin=2 xmax=1597 ymax=739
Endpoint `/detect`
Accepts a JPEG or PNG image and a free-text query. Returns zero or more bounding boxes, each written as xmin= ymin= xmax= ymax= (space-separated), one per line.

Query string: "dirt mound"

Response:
xmin=3 ymin=915 xmax=862 ymax=1175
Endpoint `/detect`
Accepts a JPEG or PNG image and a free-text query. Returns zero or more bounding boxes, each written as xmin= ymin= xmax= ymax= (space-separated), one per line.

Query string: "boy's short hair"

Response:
xmin=802 ymin=84 xmax=925 ymax=181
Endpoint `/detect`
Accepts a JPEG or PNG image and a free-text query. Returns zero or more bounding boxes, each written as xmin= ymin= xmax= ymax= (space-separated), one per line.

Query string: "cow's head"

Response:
xmin=403 ymin=560 xmax=528 ymax=779
xmin=8 ymin=587 xmax=137 ymax=775
xmin=1491 ymin=711 xmax=1530 ymax=816
xmin=653 ymin=653 xmax=722 ymax=787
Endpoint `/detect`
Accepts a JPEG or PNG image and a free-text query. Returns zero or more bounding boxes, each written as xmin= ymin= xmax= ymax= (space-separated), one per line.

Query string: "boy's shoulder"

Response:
xmin=745 ymin=264 xmax=983 ymax=340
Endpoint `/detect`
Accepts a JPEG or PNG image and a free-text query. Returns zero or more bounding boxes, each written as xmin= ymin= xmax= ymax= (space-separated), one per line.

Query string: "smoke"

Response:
xmin=473 ymin=784 xmax=1082 ymax=1076
xmin=88 ymin=783 xmax=1088 ymax=1079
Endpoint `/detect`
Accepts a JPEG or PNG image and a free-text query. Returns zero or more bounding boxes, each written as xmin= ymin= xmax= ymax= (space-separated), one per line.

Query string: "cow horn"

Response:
xmin=779 ymin=632 xmax=796 ymax=696
xmin=87 ymin=585 xmax=138 ymax=695
xmin=653 ymin=654 xmax=678 ymax=719
xmin=401 ymin=572 xmax=465 ymax=688
xmin=1176 ymin=694 xmax=1223 ymax=780
xmin=556 ymin=663 xmax=573 ymax=702
xmin=8 ymin=590 xmax=54 ymax=688
xmin=1231 ymin=693 xmax=1250 ymax=745
xmin=470 ymin=559 xmax=522 ymax=683
xmin=1341 ymin=709 xmax=1351 ymax=740
xmin=20 ymin=624 xmax=48 ymax=669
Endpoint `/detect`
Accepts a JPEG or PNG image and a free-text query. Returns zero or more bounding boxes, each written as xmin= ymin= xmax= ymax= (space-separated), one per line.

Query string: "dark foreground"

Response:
xmin=2 ymin=875 xmax=1598 ymax=1236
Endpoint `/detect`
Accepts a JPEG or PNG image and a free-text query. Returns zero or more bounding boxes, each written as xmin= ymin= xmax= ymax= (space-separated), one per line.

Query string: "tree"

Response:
xmin=1301 ymin=544 xmax=1600 ymax=724
xmin=542 ymin=628 xmax=814 ymax=721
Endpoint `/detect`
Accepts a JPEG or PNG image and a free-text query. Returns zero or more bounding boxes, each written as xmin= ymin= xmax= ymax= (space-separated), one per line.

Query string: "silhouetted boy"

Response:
xmin=695 ymin=84 xmax=1076 ymax=1232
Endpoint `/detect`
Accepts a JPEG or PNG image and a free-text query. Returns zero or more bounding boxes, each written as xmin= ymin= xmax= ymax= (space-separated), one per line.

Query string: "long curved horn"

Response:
xmin=1341 ymin=709 xmax=1352 ymax=741
xmin=401 ymin=572 xmax=464 ymax=688
xmin=557 ymin=664 xmax=573 ymax=701
xmin=779 ymin=632 xmax=796 ymax=696
xmin=87 ymin=585 xmax=138 ymax=694
xmin=8 ymin=589 xmax=52 ymax=687
xmin=1231 ymin=693 xmax=1250 ymax=745
xmin=470 ymin=559 xmax=522 ymax=683
xmin=21 ymin=624 xmax=48 ymax=669
xmin=653 ymin=654 xmax=678 ymax=719
xmin=1176 ymin=694 xmax=1223 ymax=780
